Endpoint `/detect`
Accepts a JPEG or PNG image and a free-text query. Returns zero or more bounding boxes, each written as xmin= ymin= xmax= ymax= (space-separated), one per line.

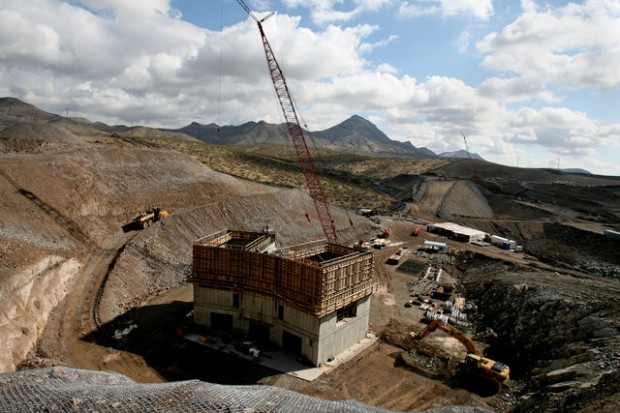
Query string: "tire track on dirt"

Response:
xmin=39 ymin=231 xmax=163 ymax=382
xmin=92 ymin=243 xmax=128 ymax=328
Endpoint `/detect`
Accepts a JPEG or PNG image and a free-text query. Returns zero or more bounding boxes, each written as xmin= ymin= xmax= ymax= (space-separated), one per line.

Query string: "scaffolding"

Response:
xmin=192 ymin=230 xmax=375 ymax=318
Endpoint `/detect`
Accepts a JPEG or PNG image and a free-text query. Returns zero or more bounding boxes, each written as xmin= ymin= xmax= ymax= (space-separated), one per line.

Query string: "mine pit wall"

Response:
xmin=461 ymin=262 xmax=620 ymax=411
xmin=0 ymin=256 xmax=81 ymax=372
xmin=193 ymin=286 xmax=371 ymax=366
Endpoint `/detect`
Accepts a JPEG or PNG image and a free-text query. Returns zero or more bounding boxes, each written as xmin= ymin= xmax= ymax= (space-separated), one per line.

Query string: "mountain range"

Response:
xmin=0 ymin=97 xmax=481 ymax=160
xmin=171 ymin=115 xmax=474 ymax=159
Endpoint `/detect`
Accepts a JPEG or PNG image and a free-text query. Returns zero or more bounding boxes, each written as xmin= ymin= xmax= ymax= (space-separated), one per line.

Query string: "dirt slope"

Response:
xmin=410 ymin=179 xmax=494 ymax=220
xmin=0 ymin=130 xmax=373 ymax=372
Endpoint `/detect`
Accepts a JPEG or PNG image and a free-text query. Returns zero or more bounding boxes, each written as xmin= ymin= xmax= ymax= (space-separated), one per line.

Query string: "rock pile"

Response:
xmin=461 ymin=256 xmax=620 ymax=412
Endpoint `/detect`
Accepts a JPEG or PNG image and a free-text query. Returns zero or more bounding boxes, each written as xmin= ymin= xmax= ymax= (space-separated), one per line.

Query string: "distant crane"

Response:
xmin=235 ymin=0 xmax=338 ymax=244
xmin=462 ymin=132 xmax=480 ymax=180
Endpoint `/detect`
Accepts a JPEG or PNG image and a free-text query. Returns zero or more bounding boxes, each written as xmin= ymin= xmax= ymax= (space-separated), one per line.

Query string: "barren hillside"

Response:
xmin=0 ymin=127 xmax=374 ymax=372
xmin=2 ymin=99 xmax=620 ymax=412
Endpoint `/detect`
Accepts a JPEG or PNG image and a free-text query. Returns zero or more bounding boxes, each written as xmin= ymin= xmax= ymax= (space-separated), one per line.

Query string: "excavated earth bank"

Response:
xmin=0 ymin=133 xmax=373 ymax=373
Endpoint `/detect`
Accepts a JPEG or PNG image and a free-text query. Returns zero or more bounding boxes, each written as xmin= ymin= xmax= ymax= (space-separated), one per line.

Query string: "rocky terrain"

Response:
xmin=1 ymin=98 xmax=620 ymax=412
xmin=172 ymin=114 xmax=435 ymax=158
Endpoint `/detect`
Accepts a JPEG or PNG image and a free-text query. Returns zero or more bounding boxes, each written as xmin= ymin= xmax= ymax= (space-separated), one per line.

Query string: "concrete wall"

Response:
xmin=193 ymin=287 xmax=236 ymax=328
xmin=271 ymin=304 xmax=320 ymax=364
xmin=194 ymin=286 xmax=371 ymax=366
xmin=241 ymin=293 xmax=274 ymax=324
xmin=316 ymin=295 xmax=371 ymax=365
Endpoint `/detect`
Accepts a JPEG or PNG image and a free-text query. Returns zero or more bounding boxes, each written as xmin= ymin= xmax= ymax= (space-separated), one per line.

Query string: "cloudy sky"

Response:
xmin=1 ymin=0 xmax=619 ymax=175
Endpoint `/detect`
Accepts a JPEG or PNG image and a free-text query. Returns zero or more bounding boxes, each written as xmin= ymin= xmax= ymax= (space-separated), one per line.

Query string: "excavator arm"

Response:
xmin=411 ymin=320 xmax=478 ymax=354
xmin=436 ymin=322 xmax=478 ymax=354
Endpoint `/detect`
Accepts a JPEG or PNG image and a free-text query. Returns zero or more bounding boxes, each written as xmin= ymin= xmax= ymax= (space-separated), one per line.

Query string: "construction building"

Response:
xmin=426 ymin=222 xmax=487 ymax=243
xmin=191 ymin=229 xmax=376 ymax=366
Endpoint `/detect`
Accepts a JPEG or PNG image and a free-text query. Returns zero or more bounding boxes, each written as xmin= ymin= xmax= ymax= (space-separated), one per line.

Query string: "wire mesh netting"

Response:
xmin=0 ymin=367 xmax=493 ymax=413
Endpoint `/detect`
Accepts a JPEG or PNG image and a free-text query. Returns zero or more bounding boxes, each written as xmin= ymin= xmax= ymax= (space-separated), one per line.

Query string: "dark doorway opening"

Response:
xmin=282 ymin=330 xmax=302 ymax=355
xmin=211 ymin=313 xmax=233 ymax=331
xmin=249 ymin=321 xmax=270 ymax=345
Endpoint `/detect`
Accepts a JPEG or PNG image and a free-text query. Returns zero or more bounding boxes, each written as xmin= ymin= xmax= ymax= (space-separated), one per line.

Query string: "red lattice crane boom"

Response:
xmin=235 ymin=0 xmax=338 ymax=244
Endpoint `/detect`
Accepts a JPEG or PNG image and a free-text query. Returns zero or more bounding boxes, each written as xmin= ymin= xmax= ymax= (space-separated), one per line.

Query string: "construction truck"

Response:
xmin=410 ymin=320 xmax=510 ymax=384
xmin=378 ymin=228 xmax=390 ymax=238
xmin=412 ymin=226 xmax=421 ymax=237
xmin=121 ymin=207 xmax=168 ymax=232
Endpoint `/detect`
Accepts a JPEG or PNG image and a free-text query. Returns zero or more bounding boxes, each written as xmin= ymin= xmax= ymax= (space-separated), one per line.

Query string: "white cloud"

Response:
xmin=456 ymin=30 xmax=470 ymax=53
xmin=281 ymin=0 xmax=357 ymax=24
xmin=478 ymin=76 xmax=557 ymax=103
xmin=399 ymin=0 xmax=494 ymax=20
xmin=505 ymin=106 xmax=618 ymax=157
xmin=0 ymin=0 xmax=618 ymax=175
xmin=359 ymin=34 xmax=398 ymax=54
xmin=78 ymin=0 xmax=171 ymax=20
xmin=281 ymin=0 xmax=393 ymax=24
xmin=477 ymin=0 xmax=620 ymax=92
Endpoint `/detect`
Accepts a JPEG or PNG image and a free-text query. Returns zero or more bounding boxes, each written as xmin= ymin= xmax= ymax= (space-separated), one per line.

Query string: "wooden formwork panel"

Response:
xmin=192 ymin=239 xmax=376 ymax=317
xmin=195 ymin=230 xmax=274 ymax=250
xmin=282 ymin=240 xmax=327 ymax=260
xmin=276 ymin=258 xmax=323 ymax=313
xmin=318 ymin=280 xmax=376 ymax=317
xmin=195 ymin=230 xmax=231 ymax=247
xmin=192 ymin=246 xmax=276 ymax=292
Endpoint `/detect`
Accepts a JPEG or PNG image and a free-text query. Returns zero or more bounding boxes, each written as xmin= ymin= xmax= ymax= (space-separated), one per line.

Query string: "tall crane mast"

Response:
xmin=235 ymin=0 xmax=338 ymax=244
xmin=462 ymin=132 xmax=480 ymax=180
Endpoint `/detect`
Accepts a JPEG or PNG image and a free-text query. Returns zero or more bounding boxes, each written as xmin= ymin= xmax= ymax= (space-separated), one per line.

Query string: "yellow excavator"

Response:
xmin=410 ymin=320 xmax=510 ymax=383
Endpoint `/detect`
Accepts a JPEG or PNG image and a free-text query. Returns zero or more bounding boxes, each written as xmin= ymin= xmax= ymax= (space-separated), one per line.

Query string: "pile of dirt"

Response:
xmin=99 ymin=186 xmax=373 ymax=322
xmin=0 ymin=123 xmax=81 ymax=142
xmin=403 ymin=177 xmax=494 ymax=220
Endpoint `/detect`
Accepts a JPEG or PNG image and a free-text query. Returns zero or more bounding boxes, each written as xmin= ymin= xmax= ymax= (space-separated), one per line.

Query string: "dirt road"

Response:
xmin=38 ymin=231 xmax=163 ymax=383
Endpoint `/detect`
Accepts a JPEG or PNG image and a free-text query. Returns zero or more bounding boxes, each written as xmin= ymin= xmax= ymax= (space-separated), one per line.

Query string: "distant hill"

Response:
xmin=0 ymin=97 xmax=60 ymax=125
xmin=175 ymin=120 xmax=290 ymax=146
xmin=311 ymin=115 xmax=436 ymax=158
xmin=172 ymin=115 xmax=436 ymax=158
xmin=439 ymin=149 xmax=484 ymax=161
xmin=561 ymin=168 xmax=592 ymax=175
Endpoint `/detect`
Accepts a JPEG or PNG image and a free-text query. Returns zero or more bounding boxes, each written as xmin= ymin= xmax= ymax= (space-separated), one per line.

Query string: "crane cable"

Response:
xmin=217 ymin=0 xmax=224 ymax=136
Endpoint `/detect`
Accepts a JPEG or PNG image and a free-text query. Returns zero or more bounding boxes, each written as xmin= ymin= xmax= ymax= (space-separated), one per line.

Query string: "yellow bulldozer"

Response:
xmin=410 ymin=319 xmax=510 ymax=384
